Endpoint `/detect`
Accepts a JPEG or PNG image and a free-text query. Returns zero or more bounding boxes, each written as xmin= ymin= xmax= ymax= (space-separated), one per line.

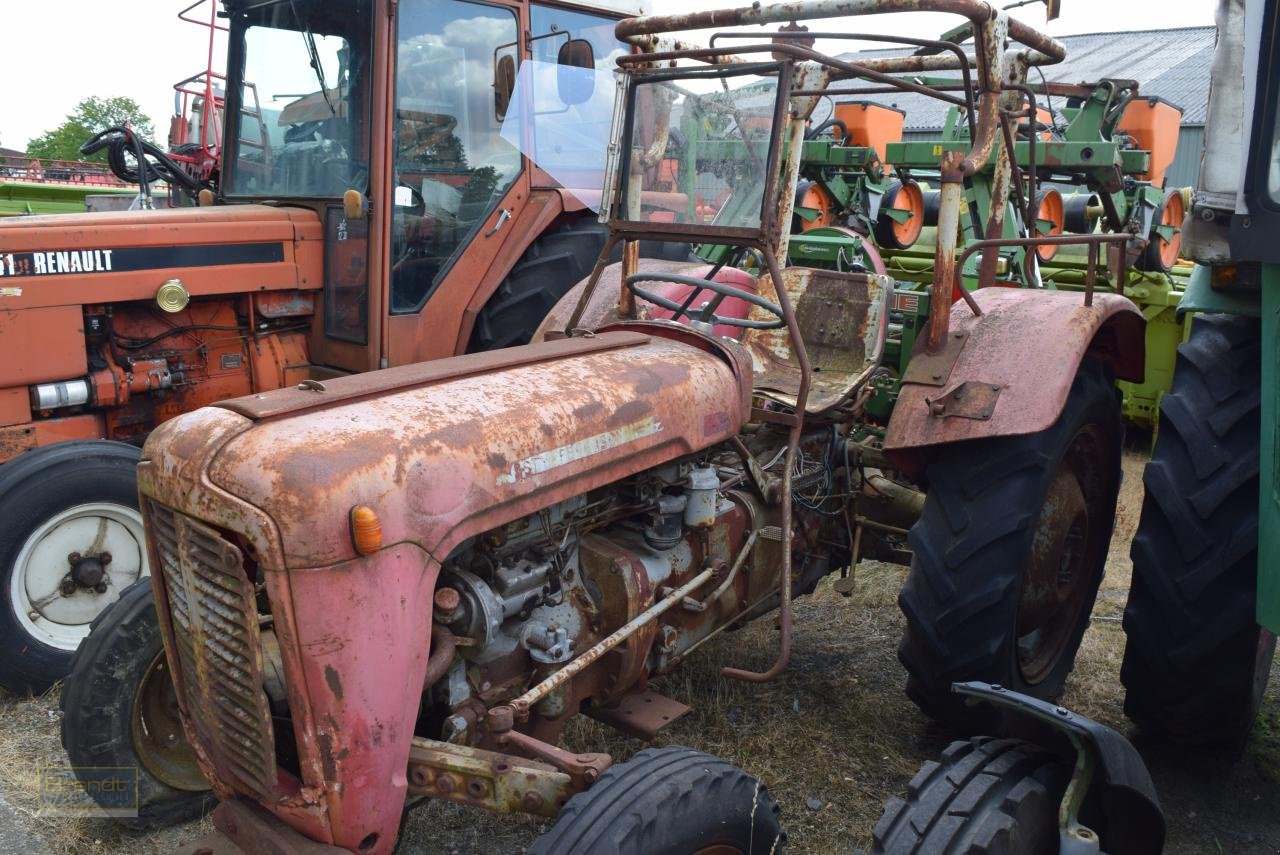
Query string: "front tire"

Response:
xmin=0 ymin=440 xmax=149 ymax=693
xmin=869 ymin=737 xmax=1068 ymax=854
xmin=528 ymin=746 xmax=786 ymax=854
xmin=60 ymin=578 xmax=212 ymax=829
xmin=1121 ymin=314 xmax=1274 ymax=749
xmin=898 ymin=360 xmax=1123 ymax=730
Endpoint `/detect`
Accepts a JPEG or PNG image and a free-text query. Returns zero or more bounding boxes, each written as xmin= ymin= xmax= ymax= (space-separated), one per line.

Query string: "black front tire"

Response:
xmin=1121 ymin=314 xmax=1274 ymax=749
xmin=528 ymin=746 xmax=786 ymax=854
xmin=60 ymin=578 xmax=212 ymax=829
xmin=869 ymin=737 xmax=1068 ymax=854
xmin=0 ymin=440 xmax=147 ymax=694
xmin=898 ymin=360 xmax=1123 ymax=730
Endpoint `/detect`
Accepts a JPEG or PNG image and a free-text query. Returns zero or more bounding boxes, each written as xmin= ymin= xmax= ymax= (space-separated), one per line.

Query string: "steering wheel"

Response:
xmin=625 ymin=272 xmax=785 ymax=331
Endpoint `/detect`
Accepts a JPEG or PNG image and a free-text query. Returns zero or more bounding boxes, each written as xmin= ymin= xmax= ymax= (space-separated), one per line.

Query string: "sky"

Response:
xmin=0 ymin=0 xmax=1218 ymax=153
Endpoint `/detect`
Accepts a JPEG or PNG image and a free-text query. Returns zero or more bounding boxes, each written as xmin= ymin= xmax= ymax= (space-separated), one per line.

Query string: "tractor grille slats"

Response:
xmin=147 ymin=501 xmax=277 ymax=799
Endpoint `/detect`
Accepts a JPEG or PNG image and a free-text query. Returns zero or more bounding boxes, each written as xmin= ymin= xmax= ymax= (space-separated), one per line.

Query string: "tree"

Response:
xmin=26 ymin=97 xmax=155 ymax=164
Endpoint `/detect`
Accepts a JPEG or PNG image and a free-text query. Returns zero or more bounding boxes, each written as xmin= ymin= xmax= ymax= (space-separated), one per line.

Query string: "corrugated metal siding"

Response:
xmin=837 ymin=26 xmax=1215 ymax=131
xmin=1167 ymin=126 xmax=1205 ymax=191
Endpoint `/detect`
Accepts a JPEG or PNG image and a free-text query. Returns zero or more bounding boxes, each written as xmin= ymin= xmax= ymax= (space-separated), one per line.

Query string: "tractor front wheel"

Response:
xmin=528 ymin=746 xmax=786 ymax=854
xmin=898 ymin=359 xmax=1122 ymax=731
xmin=868 ymin=737 xmax=1069 ymax=854
xmin=1121 ymin=314 xmax=1274 ymax=750
xmin=0 ymin=441 xmax=150 ymax=693
xmin=60 ymin=578 xmax=212 ymax=828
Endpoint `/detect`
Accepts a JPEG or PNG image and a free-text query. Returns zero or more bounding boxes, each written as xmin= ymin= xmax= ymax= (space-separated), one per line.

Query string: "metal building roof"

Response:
xmin=835 ymin=25 xmax=1215 ymax=130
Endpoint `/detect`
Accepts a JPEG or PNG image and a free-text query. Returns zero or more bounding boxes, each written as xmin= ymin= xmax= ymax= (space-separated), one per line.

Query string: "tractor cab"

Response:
xmin=213 ymin=0 xmax=638 ymax=372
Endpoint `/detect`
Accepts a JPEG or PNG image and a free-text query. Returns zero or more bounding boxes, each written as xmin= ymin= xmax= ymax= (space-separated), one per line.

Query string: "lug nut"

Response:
xmin=67 ymin=552 xmax=81 ymax=565
xmin=522 ymin=791 xmax=544 ymax=812
xmin=100 ymin=552 xmax=112 ymax=565
xmin=434 ymin=587 xmax=461 ymax=615
xmin=59 ymin=578 xmax=78 ymax=597
xmin=94 ymin=582 xmax=109 ymax=594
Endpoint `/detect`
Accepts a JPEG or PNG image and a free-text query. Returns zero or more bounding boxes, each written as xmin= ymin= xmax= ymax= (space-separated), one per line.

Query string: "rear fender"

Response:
xmin=954 ymin=682 xmax=1164 ymax=855
xmin=885 ymin=289 xmax=1143 ymax=477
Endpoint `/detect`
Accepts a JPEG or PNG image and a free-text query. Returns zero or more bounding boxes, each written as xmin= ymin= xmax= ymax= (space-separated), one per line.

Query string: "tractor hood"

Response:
xmin=138 ymin=329 xmax=752 ymax=570
xmin=0 ymin=204 xmax=322 ymax=310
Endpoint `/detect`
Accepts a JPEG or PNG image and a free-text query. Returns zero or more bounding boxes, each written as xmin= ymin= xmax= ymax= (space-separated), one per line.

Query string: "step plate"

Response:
xmin=587 ymin=689 xmax=692 ymax=740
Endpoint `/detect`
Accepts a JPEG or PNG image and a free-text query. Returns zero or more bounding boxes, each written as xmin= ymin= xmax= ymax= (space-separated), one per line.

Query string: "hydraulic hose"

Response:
xmin=80 ymin=126 xmax=205 ymax=199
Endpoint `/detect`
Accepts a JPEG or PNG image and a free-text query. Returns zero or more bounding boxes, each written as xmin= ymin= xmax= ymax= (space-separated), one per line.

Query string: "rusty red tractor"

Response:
xmin=61 ymin=1 xmax=1165 ymax=852
xmin=0 ymin=0 xmax=670 ymax=694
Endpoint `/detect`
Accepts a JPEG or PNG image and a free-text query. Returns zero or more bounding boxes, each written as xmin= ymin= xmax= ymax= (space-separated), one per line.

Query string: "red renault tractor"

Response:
xmin=63 ymin=1 xmax=1164 ymax=852
xmin=0 ymin=0 xmax=661 ymax=693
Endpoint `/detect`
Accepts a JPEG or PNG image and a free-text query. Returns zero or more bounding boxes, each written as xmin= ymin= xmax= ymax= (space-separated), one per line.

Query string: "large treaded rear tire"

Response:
xmin=468 ymin=218 xmax=609 ymax=352
xmin=528 ymin=746 xmax=785 ymax=854
xmin=869 ymin=737 xmax=1068 ymax=854
xmin=60 ymin=578 xmax=212 ymax=829
xmin=898 ymin=360 xmax=1123 ymax=731
xmin=1121 ymin=314 xmax=1275 ymax=749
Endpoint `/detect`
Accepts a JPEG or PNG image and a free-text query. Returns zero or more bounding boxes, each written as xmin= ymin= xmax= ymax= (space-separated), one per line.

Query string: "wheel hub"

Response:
xmin=67 ymin=551 xmax=111 ymax=591
xmin=11 ymin=503 xmax=148 ymax=651
xmin=132 ymin=652 xmax=207 ymax=792
xmin=1017 ymin=466 xmax=1091 ymax=684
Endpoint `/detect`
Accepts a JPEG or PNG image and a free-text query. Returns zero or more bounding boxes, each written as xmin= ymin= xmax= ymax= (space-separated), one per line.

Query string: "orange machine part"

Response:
xmin=833 ymin=101 xmax=905 ymax=164
xmin=1034 ymin=189 xmax=1066 ymax=263
xmin=1154 ymin=190 xmax=1187 ymax=271
xmin=883 ymin=180 xmax=925 ymax=249
xmin=1117 ymin=97 xmax=1183 ymax=187
xmin=0 ymin=306 xmax=88 ymax=387
xmin=796 ymin=183 xmax=838 ymax=232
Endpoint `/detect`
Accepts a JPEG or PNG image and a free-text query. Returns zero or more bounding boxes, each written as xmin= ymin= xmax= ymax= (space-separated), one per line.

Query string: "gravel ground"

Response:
xmin=1 ymin=450 xmax=1277 ymax=853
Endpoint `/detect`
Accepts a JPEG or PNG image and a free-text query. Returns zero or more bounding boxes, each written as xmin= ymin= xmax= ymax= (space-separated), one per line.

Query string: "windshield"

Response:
xmin=614 ymin=66 xmax=782 ymax=232
xmin=224 ymin=0 xmax=372 ymax=197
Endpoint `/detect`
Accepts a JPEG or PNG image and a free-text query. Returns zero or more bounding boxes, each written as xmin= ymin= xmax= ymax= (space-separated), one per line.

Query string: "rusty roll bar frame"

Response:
xmin=615 ymin=0 xmax=1066 ymax=66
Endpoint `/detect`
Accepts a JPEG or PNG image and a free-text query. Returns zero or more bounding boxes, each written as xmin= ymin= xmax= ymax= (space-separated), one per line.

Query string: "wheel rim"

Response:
xmin=132 ymin=650 xmax=208 ymax=792
xmin=10 ymin=502 xmax=149 ymax=651
xmin=1015 ymin=425 xmax=1108 ymax=685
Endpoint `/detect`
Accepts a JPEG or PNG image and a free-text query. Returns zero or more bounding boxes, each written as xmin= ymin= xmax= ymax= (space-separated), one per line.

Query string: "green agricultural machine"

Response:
xmin=680 ymin=61 xmax=1193 ymax=431
xmin=787 ymin=77 xmax=1192 ymax=430
xmin=1119 ymin=0 xmax=1278 ymax=750
xmin=0 ymin=157 xmax=136 ymax=217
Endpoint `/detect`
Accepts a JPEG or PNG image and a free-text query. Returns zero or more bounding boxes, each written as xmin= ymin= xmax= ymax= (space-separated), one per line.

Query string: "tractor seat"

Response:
xmin=739 ymin=267 xmax=892 ymax=415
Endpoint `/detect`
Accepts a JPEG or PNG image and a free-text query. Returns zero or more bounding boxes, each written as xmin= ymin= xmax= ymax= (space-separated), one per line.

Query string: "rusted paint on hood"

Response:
xmin=152 ymin=332 xmax=750 ymax=569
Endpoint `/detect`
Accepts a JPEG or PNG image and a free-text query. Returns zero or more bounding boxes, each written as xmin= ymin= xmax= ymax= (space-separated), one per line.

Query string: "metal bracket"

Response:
xmin=901 ymin=330 xmax=968 ymax=387
xmin=925 ymin=380 xmax=1002 ymax=420
xmin=406 ymin=737 xmax=573 ymax=817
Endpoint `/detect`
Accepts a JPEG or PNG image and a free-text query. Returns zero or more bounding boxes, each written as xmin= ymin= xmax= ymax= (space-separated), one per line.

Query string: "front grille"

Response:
xmin=148 ymin=501 xmax=277 ymax=799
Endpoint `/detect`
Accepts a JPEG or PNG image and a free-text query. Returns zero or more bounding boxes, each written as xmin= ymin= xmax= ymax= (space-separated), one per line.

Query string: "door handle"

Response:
xmin=483 ymin=208 xmax=512 ymax=238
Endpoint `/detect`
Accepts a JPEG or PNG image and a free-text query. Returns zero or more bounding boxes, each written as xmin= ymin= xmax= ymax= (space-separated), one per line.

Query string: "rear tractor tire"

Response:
xmin=868 ymin=737 xmax=1069 ymax=854
xmin=0 ymin=440 xmax=150 ymax=693
xmin=898 ymin=359 xmax=1123 ymax=730
xmin=1121 ymin=314 xmax=1275 ymax=750
xmin=60 ymin=578 xmax=212 ymax=829
xmin=528 ymin=746 xmax=786 ymax=855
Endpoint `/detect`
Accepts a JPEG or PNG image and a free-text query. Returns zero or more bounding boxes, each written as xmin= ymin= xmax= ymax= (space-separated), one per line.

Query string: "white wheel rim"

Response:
xmin=10 ymin=502 xmax=149 ymax=651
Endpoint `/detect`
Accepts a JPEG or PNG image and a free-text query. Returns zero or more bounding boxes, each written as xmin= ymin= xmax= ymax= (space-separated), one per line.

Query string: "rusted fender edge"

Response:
xmin=885 ymin=288 xmax=1143 ymax=476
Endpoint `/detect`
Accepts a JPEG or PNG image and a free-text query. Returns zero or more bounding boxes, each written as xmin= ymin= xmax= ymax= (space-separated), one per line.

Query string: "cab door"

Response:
xmin=381 ymin=0 xmax=529 ymax=364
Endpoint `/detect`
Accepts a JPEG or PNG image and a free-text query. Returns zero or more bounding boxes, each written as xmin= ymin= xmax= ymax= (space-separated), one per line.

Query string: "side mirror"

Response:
xmin=495 ymin=53 xmax=517 ymax=121
xmin=557 ymin=38 xmax=596 ymax=106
